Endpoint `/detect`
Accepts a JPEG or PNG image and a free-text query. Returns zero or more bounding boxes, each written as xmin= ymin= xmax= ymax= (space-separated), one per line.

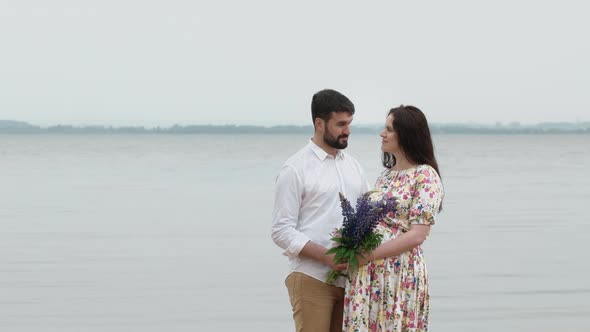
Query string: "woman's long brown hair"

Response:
xmin=382 ymin=105 xmax=441 ymax=179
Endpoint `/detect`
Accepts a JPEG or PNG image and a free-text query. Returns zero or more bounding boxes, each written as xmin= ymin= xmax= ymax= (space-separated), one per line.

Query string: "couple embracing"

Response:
xmin=271 ymin=89 xmax=444 ymax=332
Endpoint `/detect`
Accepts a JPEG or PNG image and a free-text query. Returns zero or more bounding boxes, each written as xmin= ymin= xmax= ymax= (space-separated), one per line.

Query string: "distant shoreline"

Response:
xmin=1 ymin=120 xmax=588 ymax=135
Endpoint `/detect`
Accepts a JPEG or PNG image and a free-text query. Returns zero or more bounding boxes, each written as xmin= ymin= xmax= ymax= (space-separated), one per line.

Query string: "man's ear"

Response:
xmin=314 ymin=118 xmax=324 ymax=132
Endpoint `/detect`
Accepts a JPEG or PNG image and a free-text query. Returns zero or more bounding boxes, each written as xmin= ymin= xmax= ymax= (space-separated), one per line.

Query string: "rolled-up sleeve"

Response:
xmin=271 ymin=165 xmax=310 ymax=257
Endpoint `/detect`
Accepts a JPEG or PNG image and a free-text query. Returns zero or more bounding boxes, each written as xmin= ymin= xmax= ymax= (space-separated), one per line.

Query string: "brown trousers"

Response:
xmin=285 ymin=272 xmax=345 ymax=332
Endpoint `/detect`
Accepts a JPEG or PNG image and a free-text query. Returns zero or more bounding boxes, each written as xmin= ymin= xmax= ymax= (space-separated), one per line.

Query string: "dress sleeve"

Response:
xmin=409 ymin=165 xmax=444 ymax=226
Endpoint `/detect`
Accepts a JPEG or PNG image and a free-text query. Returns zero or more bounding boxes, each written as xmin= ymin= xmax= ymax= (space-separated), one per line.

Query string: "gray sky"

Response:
xmin=1 ymin=1 xmax=588 ymax=127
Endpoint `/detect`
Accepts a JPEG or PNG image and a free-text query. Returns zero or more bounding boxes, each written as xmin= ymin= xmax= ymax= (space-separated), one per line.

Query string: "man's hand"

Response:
xmin=322 ymin=253 xmax=347 ymax=271
xmin=299 ymin=241 xmax=347 ymax=271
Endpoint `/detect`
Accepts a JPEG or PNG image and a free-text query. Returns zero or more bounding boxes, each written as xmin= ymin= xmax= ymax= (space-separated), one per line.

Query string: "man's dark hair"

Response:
xmin=311 ymin=89 xmax=355 ymax=124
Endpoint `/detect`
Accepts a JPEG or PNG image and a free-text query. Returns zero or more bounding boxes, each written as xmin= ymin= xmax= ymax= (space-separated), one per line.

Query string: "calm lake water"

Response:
xmin=1 ymin=134 xmax=589 ymax=331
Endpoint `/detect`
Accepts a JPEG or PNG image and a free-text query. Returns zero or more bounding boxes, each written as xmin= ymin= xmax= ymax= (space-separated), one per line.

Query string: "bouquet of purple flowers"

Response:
xmin=326 ymin=190 xmax=397 ymax=284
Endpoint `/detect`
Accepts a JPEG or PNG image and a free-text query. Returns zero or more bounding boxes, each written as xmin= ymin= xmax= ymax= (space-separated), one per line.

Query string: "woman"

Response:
xmin=343 ymin=105 xmax=444 ymax=332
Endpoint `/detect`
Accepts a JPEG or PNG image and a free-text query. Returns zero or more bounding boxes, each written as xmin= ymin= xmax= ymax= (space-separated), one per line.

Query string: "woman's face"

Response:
xmin=380 ymin=114 xmax=399 ymax=154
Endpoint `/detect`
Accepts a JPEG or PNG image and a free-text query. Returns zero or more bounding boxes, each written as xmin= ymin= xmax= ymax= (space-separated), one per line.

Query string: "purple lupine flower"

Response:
xmin=338 ymin=191 xmax=397 ymax=249
xmin=326 ymin=191 xmax=397 ymax=284
xmin=338 ymin=192 xmax=356 ymax=236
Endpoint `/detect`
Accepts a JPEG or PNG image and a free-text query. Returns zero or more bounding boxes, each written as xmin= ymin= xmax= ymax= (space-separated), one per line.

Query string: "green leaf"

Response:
xmin=325 ymin=247 xmax=338 ymax=255
xmin=348 ymin=251 xmax=359 ymax=271
xmin=326 ymin=270 xmax=348 ymax=285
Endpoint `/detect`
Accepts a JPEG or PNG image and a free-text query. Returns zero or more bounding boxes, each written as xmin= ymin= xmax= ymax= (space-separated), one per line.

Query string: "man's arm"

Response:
xmin=271 ymin=165 xmax=309 ymax=257
xmin=299 ymin=241 xmax=347 ymax=271
xmin=270 ymin=165 xmax=345 ymax=270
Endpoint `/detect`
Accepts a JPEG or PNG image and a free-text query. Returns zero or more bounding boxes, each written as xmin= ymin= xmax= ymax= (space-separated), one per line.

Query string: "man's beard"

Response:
xmin=324 ymin=130 xmax=349 ymax=149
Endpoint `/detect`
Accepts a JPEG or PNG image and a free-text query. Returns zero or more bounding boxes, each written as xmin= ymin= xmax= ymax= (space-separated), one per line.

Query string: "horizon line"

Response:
xmin=2 ymin=119 xmax=590 ymax=128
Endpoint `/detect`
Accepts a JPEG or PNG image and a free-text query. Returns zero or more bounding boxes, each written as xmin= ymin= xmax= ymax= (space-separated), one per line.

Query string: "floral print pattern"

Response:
xmin=343 ymin=164 xmax=443 ymax=332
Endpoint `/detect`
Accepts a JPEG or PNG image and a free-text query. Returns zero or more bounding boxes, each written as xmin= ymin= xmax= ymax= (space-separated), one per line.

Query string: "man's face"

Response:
xmin=322 ymin=112 xmax=353 ymax=149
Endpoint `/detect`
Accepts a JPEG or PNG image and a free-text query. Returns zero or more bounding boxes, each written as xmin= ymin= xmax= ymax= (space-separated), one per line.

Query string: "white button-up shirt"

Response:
xmin=271 ymin=139 xmax=370 ymax=287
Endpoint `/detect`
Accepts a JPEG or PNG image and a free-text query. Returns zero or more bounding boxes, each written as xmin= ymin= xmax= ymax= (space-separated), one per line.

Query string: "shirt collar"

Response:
xmin=308 ymin=139 xmax=345 ymax=161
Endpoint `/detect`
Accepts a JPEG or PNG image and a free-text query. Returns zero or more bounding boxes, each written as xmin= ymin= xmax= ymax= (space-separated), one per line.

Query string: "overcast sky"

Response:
xmin=1 ymin=1 xmax=588 ymax=127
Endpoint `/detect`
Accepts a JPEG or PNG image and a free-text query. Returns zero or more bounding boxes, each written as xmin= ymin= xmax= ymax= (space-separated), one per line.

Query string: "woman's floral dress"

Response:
xmin=343 ymin=164 xmax=443 ymax=332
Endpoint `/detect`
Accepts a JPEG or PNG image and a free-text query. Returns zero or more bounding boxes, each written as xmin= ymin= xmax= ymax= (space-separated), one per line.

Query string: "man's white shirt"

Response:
xmin=271 ymin=139 xmax=370 ymax=287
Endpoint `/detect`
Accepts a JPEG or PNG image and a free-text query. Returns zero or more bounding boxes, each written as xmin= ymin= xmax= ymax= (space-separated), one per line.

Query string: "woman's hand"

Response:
xmin=357 ymin=251 xmax=374 ymax=266
xmin=341 ymin=252 xmax=374 ymax=270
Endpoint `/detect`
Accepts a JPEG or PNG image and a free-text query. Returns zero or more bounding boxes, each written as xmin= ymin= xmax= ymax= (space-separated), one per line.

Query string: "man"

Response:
xmin=271 ymin=89 xmax=370 ymax=332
